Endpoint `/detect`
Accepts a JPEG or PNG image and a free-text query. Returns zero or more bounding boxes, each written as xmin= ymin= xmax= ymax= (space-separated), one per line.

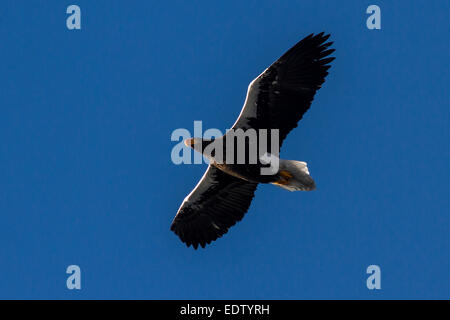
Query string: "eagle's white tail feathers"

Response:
xmin=272 ymin=159 xmax=316 ymax=192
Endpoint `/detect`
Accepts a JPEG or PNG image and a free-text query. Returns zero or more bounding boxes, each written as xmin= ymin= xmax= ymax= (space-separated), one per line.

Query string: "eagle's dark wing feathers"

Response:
xmin=171 ymin=165 xmax=258 ymax=249
xmin=232 ymin=32 xmax=335 ymax=146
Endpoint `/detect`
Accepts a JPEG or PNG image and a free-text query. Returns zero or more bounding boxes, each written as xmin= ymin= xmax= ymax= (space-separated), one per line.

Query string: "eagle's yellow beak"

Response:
xmin=184 ymin=138 xmax=195 ymax=147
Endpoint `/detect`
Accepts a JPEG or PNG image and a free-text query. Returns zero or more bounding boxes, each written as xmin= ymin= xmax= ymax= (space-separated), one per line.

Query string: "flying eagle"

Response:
xmin=171 ymin=33 xmax=335 ymax=249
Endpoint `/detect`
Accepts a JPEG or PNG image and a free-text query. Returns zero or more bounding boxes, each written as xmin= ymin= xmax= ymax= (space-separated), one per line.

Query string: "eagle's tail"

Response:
xmin=272 ymin=159 xmax=316 ymax=191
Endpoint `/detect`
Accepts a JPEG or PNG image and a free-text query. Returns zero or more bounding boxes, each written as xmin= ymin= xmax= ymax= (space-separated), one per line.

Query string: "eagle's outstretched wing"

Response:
xmin=231 ymin=32 xmax=335 ymax=146
xmin=171 ymin=165 xmax=258 ymax=249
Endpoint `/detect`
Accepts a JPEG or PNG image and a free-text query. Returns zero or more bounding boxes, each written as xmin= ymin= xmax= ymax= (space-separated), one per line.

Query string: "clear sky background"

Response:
xmin=0 ymin=1 xmax=449 ymax=299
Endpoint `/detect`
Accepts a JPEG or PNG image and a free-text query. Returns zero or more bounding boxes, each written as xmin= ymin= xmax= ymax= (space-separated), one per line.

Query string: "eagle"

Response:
xmin=171 ymin=33 xmax=335 ymax=249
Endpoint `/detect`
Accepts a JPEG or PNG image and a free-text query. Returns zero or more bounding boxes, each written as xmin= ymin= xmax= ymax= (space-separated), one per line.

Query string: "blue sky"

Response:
xmin=0 ymin=1 xmax=449 ymax=299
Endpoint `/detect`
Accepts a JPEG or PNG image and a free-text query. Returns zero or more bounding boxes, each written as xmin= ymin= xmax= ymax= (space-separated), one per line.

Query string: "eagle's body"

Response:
xmin=171 ymin=33 xmax=335 ymax=249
